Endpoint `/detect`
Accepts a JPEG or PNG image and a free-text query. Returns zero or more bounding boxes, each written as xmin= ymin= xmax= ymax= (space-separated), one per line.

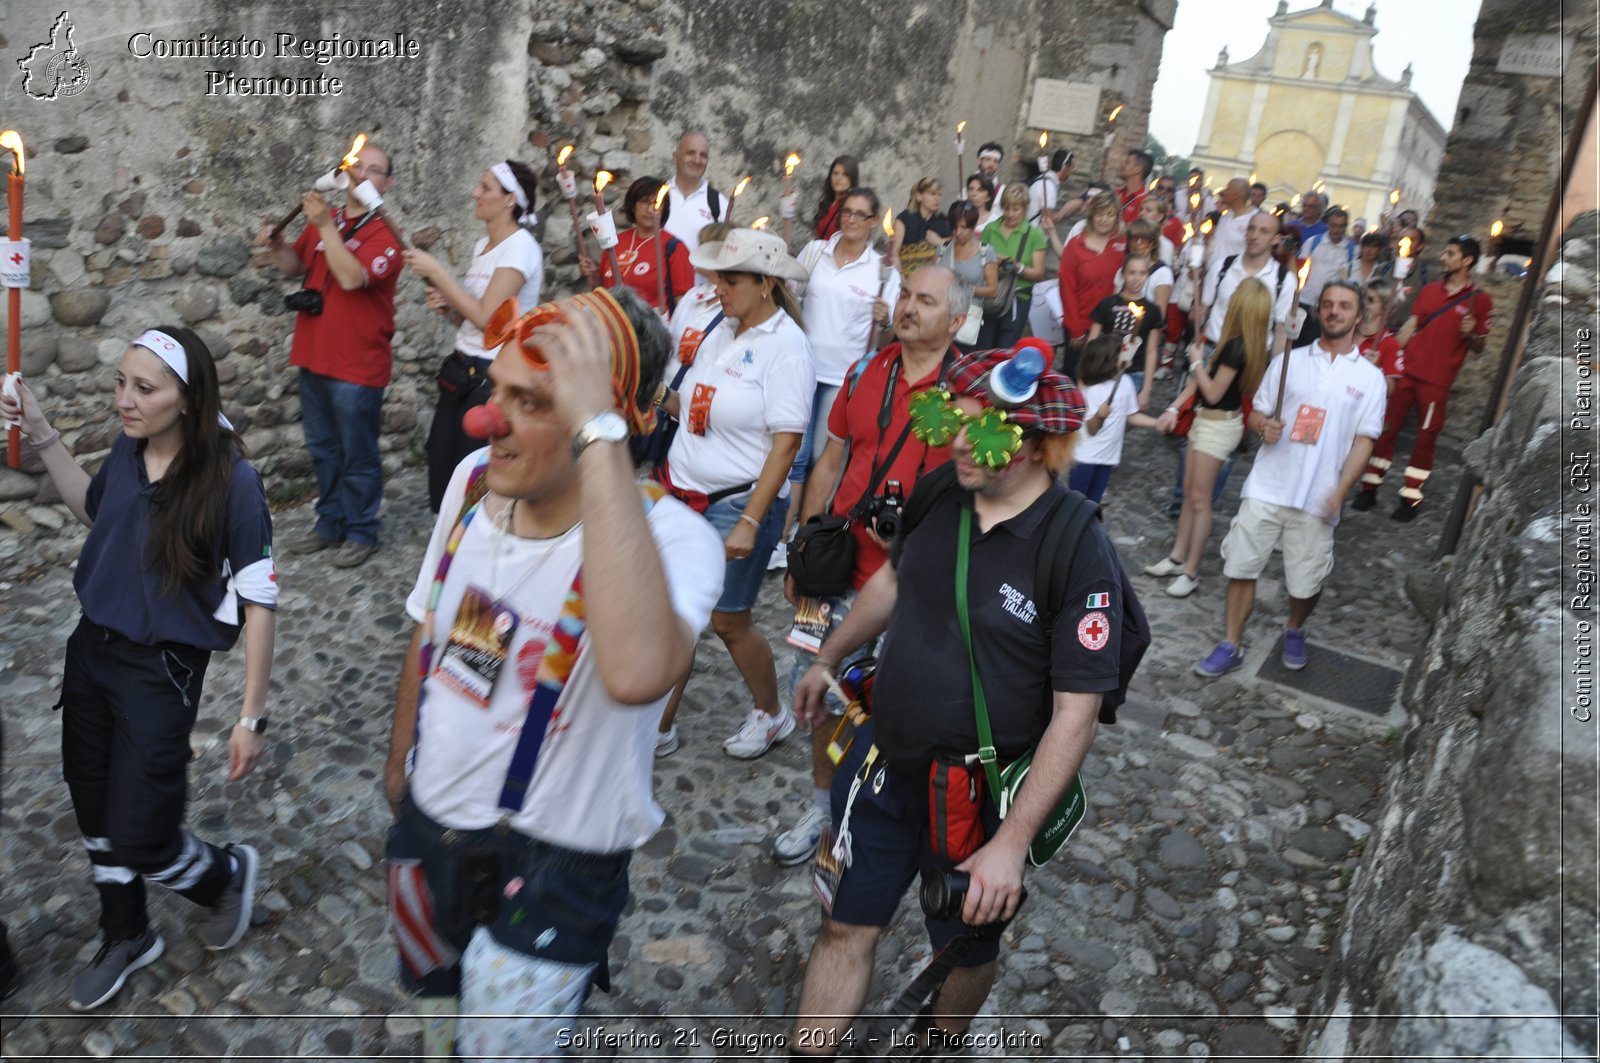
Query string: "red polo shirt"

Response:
xmin=825 ymin=343 xmax=954 ymax=590
xmin=1059 ymin=234 xmax=1127 ymax=339
xmin=1402 ymin=280 xmax=1493 ymax=387
xmin=1118 ymin=186 xmax=1150 ymax=226
xmin=289 ymin=209 xmax=403 ymax=388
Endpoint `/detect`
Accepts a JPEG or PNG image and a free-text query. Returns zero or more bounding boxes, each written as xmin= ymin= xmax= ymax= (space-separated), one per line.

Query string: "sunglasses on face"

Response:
xmin=908 ymin=389 xmax=1024 ymax=469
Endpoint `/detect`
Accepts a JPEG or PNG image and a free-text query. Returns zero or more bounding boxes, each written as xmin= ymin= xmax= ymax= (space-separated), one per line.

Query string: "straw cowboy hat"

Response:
xmin=688 ymin=228 xmax=809 ymax=282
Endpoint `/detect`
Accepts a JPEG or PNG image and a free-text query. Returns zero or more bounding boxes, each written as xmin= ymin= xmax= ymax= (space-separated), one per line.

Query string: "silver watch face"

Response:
xmin=589 ymin=411 xmax=628 ymax=442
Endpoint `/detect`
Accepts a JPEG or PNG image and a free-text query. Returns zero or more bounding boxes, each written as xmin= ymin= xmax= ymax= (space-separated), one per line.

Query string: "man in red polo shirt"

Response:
xmin=1354 ymin=235 xmax=1492 ymax=521
xmin=259 ymin=143 xmax=404 ymax=567
xmin=770 ymin=264 xmax=965 ymax=866
xmin=1117 ymin=149 xmax=1154 ymax=226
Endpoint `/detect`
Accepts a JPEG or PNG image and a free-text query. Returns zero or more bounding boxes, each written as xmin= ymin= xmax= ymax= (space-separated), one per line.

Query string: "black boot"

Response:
xmin=1351 ymin=489 xmax=1378 ymax=512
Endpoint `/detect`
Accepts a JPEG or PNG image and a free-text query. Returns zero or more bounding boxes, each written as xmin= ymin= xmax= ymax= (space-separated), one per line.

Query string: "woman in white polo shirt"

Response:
xmin=404 ymin=160 xmax=544 ymax=511
xmin=655 ymin=229 xmax=815 ymax=759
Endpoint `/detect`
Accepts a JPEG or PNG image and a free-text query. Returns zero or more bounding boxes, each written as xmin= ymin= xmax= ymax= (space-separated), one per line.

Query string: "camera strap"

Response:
xmin=846 ymin=346 xmax=956 ymax=520
xmin=306 ymin=207 xmax=382 ymax=294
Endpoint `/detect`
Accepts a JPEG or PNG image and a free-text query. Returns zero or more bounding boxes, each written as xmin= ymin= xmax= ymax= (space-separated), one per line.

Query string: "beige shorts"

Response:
xmin=1189 ymin=408 xmax=1244 ymax=461
xmin=1221 ymin=497 xmax=1336 ymax=599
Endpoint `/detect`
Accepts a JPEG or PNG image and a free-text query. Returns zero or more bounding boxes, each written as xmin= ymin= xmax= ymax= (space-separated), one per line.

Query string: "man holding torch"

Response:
xmin=257 ymin=140 xmax=403 ymax=569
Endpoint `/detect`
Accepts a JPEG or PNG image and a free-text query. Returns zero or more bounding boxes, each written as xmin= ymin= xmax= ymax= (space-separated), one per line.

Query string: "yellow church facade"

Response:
xmin=1189 ymin=0 xmax=1447 ymax=226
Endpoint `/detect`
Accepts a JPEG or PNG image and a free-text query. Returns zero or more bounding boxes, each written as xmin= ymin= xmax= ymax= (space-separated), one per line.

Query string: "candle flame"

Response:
xmin=557 ymin=144 xmax=574 ymax=167
xmin=1108 ymin=104 xmax=1124 ymax=124
xmin=784 ymin=152 xmax=801 ymax=176
xmin=956 ymin=120 xmax=967 ymax=135
xmin=0 ymin=130 xmax=22 ymax=175
xmin=1038 ymin=132 xmax=1048 ymax=150
xmin=882 ymin=208 xmax=895 ymax=238
xmin=1126 ymin=302 xmax=1144 ymax=320
xmin=751 ymin=216 xmax=770 ymax=230
xmin=594 ymin=171 xmax=613 ymax=193
xmin=653 ymin=184 xmax=669 ymax=211
xmin=1389 ymin=188 xmax=1401 ymax=205
xmin=1398 ymin=236 xmax=1413 ymax=258
xmin=1490 ymin=219 xmax=1504 ymax=238
xmin=1200 ymin=219 xmax=1214 ymax=235
xmin=732 ymin=175 xmax=752 ymax=197
xmin=340 ymin=132 xmax=367 ymax=172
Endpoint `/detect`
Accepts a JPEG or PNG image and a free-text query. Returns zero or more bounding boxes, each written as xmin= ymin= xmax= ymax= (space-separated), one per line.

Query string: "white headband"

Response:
xmin=978 ymin=148 xmax=1003 ymax=162
xmin=130 ymin=329 xmax=234 ymax=430
xmin=490 ymin=161 xmax=537 ymax=226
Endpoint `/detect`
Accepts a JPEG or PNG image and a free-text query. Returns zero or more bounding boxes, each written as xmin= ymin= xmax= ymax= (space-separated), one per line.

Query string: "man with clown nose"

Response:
xmin=381 ymin=285 xmax=723 ymax=1059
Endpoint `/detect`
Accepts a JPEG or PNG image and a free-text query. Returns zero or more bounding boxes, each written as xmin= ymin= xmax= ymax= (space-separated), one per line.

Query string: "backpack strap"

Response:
xmin=1034 ymin=489 xmax=1103 ymax=620
xmin=707 ymin=186 xmax=723 ymax=222
xmin=664 ymin=236 xmax=682 ymax=312
xmin=897 ymin=462 xmax=959 ymax=545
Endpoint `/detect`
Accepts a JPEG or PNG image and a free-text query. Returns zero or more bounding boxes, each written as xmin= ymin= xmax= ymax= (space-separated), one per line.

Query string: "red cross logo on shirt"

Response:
xmin=1078 ymin=611 xmax=1110 ymax=651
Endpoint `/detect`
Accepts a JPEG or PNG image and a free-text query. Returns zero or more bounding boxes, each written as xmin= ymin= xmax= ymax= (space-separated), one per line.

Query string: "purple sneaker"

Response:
xmin=1194 ymin=641 xmax=1244 ymax=678
xmin=1282 ymin=628 xmax=1309 ymax=670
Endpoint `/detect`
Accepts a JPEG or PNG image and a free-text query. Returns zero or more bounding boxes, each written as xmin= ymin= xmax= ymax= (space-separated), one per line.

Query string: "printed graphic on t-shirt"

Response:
xmin=999 ymin=583 xmax=1038 ymax=626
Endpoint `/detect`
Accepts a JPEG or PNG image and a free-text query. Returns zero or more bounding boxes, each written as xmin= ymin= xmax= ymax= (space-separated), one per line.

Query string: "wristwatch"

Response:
xmin=571 ymin=410 xmax=628 ymax=460
xmin=237 ymin=716 xmax=269 ymax=734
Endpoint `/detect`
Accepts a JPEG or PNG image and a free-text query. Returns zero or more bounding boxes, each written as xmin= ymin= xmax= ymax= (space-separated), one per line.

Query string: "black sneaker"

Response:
xmin=68 ymin=928 xmax=164 ymax=1011
xmin=1351 ymin=490 xmax=1378 ymax=512
xmin=1391 ymin=500 xmax=1421 ymax=523
xmin=198 ymin=844 xmax=258 ymax=951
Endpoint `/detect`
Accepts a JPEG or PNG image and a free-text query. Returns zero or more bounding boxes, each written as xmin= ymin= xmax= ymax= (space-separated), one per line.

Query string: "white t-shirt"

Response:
xmin=1202 ymin=254 xmax=1297 ymax=343
xmin=1301 ymin=233 xmax=1355 ymax=305
xmin=663 ymin=179 xmax=729 ymax=256
xmin=664 ymin=310 xmax=816 ymax=494
xmin=668 ymin=283 xmax=723 ymax=356
xmin=796 ymin=235 xmax=903 ymax=386
xmin=1208 ymin=206 xmax=1259 ymax=266
xmin=1027 ymin=173 xmax=1060 ymax=224
xmin=1241 ymin=342 xmax=1386 ymax=524
xmin=454 ymin=229 xmax=545 ymax=359
xmin=405 ymin=453 xmax=725 ymax=850
xmin=1075 ymin=376 xmax=1139 ymax=467
xmin=1113 ymin=262 xmax=1177 ymax=305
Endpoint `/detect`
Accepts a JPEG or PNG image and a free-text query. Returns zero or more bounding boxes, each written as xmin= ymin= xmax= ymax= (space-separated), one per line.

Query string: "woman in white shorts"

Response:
xmin=1150 ymin=278 xmax=1271 ymax=597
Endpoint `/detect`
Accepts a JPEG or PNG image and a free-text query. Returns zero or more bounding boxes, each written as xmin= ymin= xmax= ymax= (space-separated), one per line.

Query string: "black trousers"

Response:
xmin=60 ymin=617 xmax=232 ymax=942
xmin=426 ymin=351 xmax=494 ymax=513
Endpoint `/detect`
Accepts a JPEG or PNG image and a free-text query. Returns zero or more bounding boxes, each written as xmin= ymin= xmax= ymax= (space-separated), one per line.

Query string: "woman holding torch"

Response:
xmin=403 ymin=160 xmax=545 ymax=513
xmin=1 ymin=327 xmax=277 ymax=1011
xmin=583 ymin=176 xmax=695 ymax=317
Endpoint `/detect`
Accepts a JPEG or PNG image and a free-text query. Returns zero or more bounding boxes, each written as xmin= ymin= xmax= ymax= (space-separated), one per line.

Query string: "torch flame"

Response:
xmin=882 ymin=208 xmax=895 ymax=238
xmin=1490 ymin=219 xmax=1504 ymax=238
xmin=732 ymin=175 xmax=752 ymax=197
xmin=1108 ymin=104 xmax=1124 ymax=124
xmin=1313 ymin=179 xmax=1326 ymax=194
xmin=557 ymin=144 xmax=574 ymax=167
xmin=1250 ymin=171 xmax=1258 ymax=183
xmin=751 ymin=216 xmax=771 ymax=230
xmin=1389 ymin=188 xmax=1401 ymax=205
xmin=784 ymin=152 xmax=801 ymax=177
xmin=340 ymin=132 xmax=367 ymax=172
xmin=595 ymin=171 xmax=614 ymax=193
xmin=1398 ymin=236 xmax=1413 ymax=258
xmin=1126 ymin=302 xmax=1144 ymax=320
xmin=1183 ymin=223 xmax=1194 ymax=240
xmin=1189 ymin=192 xmax=1201 ymax=211
xmin=653 ymin=184 xmax=669 ymax=212
xmin=1039 ymin=132 xmax=1048 ymax=150
xmin=1297 ymin=258 xmax=1312 ymax=290
xmin=0 ymin=130 xmax=22 ymax=175
xmin=956 ymin=120 xmax=967 ymax=135
xmin=1200 ymin=219 xmax=1214 ymax=236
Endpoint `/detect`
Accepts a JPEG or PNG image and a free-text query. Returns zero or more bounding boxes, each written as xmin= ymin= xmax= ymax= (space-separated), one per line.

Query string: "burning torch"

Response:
xmin=1101 ymin=104 xmax=1123 ymax=182
xmin=588 ymin=171 xmax=621 ymax=288
xmin=268 ymin=132 xmax=367 ymax=241
xmin=1270 ymin=258 xmax=1314 ymax=421
xmin=555 ymin=145 xmax=593 ymax=274
xmin=865 ymin=209 xmax=896 ymax=356
xmin=729 ymin=174 xmax=752 ymax=224
xmin=1 ymin=130 xmax=24 ymax=468
xmin=653 ymin=183 xmax=670 ymax=313
xmin=956 ymin=120 xmax=967 ymax=192
xmin=782 ymin=153 xmax=801 ymax=248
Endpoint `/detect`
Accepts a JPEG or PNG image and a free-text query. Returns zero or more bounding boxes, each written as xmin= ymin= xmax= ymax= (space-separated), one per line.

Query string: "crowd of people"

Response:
xmin=0 ymin=124 xmax=1493 ymax=1059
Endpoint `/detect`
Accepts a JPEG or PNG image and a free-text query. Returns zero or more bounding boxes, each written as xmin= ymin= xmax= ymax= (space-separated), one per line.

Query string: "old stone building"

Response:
xmin=0 ymin=0 xmax=1171 ymax=508
xmin=1188 ymin=0 xmax=1447 ymax=222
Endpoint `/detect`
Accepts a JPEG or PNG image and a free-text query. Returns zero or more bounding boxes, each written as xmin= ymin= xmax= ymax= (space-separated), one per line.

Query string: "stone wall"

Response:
xmin=1426 ymin=1 xmax=1596 ymax=251
xmin=0 ymin=0 xmax=1170 ymax=509
xmin=1300 ymin=213 xmax=1597 ymax=1056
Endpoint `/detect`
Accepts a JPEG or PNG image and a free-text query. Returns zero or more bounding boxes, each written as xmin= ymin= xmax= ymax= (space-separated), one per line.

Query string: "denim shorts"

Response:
xmin=703 ymin=489 xmax=787 ymax=613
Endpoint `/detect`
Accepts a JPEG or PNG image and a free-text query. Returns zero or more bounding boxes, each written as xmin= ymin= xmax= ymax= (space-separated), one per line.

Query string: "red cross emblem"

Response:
xmin=7 ymin=252 xmax=21 ymax=265
xmin=1077 ymin=611 xmax=1110 ymax=651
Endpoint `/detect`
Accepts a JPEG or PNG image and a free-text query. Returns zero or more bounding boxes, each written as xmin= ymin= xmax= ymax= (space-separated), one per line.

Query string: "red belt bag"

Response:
xmin=928 ymin=754 xmax=985 ymax=862
xmin=653 ymin=463 xmax=753 ymax=515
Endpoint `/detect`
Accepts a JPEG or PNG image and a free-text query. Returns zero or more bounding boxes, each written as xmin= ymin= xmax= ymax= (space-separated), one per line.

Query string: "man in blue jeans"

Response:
xmin=258 ymin=142 xmax=403 ymax=567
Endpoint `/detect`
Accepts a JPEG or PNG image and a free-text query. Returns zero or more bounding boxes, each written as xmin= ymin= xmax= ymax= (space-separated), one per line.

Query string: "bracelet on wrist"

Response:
xmin=738 ymin=513 xmax=762 ymax=530
xmin=28 ymin=429 xmax=61 ymax=451
xmin=1164 ymin=406 xmax=1179 ymax=415
xmin=814 ymin=657 xmax=839 ymax=674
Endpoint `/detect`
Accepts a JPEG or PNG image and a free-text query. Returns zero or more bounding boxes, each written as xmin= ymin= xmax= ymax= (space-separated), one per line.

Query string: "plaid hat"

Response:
xmin=945 ymin=342 xmax=1086 ymax=434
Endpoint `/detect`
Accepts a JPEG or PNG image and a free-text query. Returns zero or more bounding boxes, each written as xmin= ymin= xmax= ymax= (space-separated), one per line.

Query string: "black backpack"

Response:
xmin=899 ymin=463 xmax=1151 ymax=723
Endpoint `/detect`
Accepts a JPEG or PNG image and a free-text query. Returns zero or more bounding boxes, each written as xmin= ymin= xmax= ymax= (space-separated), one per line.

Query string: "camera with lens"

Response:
xmin=862 ymin=480 xmax=906 ymax=541
xmin=284 ymin=289 xmax=325 ymax=316
xmin=919 ymin=871 xmax=1028 ymax=927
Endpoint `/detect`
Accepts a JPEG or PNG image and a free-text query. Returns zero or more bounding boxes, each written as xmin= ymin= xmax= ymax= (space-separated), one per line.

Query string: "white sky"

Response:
xmin=1149 ymin=0 xmax=1480 ymax=156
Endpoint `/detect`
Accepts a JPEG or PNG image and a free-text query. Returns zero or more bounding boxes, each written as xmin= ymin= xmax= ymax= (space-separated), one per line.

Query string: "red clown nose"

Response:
xmin=463 ymin=402 xmax=510 ymax=440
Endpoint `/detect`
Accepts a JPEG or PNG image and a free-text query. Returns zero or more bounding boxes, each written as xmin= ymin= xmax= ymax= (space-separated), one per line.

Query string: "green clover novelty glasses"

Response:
xmin=908 ymin=388 xmax=1024 ymax=469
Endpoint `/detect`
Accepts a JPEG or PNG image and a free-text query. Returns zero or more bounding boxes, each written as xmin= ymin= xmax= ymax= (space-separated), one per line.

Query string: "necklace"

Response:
xmin=489 ymin=495 xmax=577 ymax=603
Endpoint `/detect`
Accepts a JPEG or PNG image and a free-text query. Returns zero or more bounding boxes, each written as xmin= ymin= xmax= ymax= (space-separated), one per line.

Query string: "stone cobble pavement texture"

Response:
xmin=0 ymin=385 xmax=1465 ymax=1060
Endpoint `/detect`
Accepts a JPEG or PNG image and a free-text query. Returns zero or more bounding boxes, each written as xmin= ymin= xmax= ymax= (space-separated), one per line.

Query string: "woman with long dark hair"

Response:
xmin=404 ymin=159 xmax=545 ymax=512
xmin=1 ymin=326 xmax=278 ymax=1011
xmin=813 ymin=155 xmax=860 ymax=241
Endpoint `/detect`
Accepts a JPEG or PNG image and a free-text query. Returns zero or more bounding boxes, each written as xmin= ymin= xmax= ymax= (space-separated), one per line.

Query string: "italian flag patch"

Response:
xmin=1085 ymin=592 xmax=1111 ymax=609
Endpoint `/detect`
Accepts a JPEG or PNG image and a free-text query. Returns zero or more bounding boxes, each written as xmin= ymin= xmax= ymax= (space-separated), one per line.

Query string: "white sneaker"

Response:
xmin=654 ymin=727 xmax=679 ymax=758
xmin=1143 ymin=556 xmax=1183 ymax=577
xmin=767 ymin=540 xmax=788 ymax=571
xmin=773 ymin=803 xmax=829 ymax=866
xmin=1166 ymin=572 xmax=1200 ymax=597
xmin=723 ymin=706 xmax=796 ymax=759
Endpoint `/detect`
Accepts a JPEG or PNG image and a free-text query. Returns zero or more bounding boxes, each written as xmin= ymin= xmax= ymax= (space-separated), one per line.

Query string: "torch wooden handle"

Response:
xmin=267 ymin=202 xmax=303 ymax=242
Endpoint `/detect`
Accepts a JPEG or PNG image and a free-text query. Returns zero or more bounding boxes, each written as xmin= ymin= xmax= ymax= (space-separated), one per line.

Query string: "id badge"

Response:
xmin=1290 ymin=403 xmax=1327 ymax=444
xmin=687 ymin=383 xmax=716 ymax=436
xmin=812 ymin=824 xmax=844 ymax=913
xmin=677 ymin=326 xmax=706 ymax=366
xmin=435 ymin=584 xmax=520 ymax=708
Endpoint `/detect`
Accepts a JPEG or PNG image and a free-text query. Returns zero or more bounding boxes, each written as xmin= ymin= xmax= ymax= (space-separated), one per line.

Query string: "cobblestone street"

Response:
xmin=0 ymin=387 xmax=1468 ymax=1060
